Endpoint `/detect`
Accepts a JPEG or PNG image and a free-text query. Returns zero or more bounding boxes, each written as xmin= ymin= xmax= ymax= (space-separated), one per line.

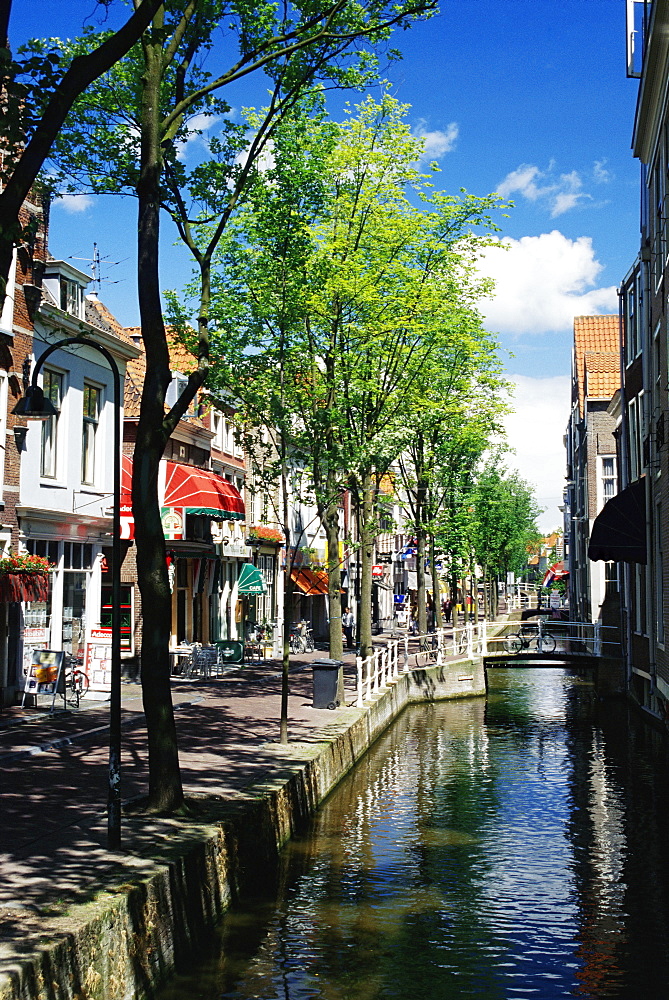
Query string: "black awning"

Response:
xmin=588 ymin=477 xmax=647 ymax=564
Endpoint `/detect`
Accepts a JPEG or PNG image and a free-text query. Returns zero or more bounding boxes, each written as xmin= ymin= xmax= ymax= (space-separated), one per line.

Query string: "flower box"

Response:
xmin=0 ymin=572 xmax=49 ymax=603
xmin=247 ymin=526 xmax=284 ymax=545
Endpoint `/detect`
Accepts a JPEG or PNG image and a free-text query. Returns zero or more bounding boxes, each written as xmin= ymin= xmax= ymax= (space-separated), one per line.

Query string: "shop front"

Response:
xmin=17 ymin=520 xmax=111 ymax=696
xmin=121 ymin=457 xmax=245 ymax=650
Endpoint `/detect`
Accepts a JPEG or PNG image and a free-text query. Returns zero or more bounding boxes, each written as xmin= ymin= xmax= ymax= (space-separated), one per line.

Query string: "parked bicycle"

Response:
xmin=504 ymin=623 xmax=557 ymax=654
xmin=289 ymin=621 xmax=315 ymax=654
xmin=64 ymin=656 xmax=89 ymax=707
xmin=415 ymin=634 xmax=439 ymax=667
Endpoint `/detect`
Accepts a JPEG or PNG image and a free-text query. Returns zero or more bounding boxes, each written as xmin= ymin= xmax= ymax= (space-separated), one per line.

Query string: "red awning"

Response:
xmin=291 ymin=568 xmax=329 ymax=597
xmin=119 ymin=458 xmax=245 ymax=541
xmin=164 ymin=462 xmax=245 ymax=521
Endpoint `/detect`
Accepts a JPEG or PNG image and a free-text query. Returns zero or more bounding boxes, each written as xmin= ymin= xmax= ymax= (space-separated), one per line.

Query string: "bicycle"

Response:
xmin=299 ymin=622 xmax=315 ymax=653
xmin=504 ymin=625 xmax=557 ymax=655
xmin=65 ymin=658 xmax=89 ymax=707
xmin=415 ymin=635 xmax=439 ymax=667
xmin=289 ymin=630 xmax=305 ymax=654
xmin=290 ymin=622 xmax=314 ymax=654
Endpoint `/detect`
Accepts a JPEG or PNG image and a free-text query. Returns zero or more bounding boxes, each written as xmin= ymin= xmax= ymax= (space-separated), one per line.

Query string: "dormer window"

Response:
xmin=60 ymin=277 xmax=82 ymax=317
xmin=43 ymin=260 xmax=89 ymax=320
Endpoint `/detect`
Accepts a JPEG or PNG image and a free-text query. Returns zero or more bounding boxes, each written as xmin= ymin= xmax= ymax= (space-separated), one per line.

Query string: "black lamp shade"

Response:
xmin=12 ymin=385 xmax=57 ymax=421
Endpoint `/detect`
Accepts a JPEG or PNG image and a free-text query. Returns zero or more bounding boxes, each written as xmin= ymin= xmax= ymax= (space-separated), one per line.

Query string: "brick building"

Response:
xmin=565 ymin=315 xmax=620 ymax=624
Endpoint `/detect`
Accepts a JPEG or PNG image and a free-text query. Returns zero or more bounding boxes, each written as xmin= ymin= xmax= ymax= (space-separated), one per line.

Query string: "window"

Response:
xmin=256 ymin=553 xmax=275 ymax=623
xmin=81 ymin=383 xmax=99 ymax=485
xmin=60 ymin=277 xmax=82 ymax=317
xmin=628 ymin=396 xmax=643 ymax=481
xmin=601 ymin=456 xmax=616 ymax=508
xmin=212 ymin=411 xmax=223 ymax=450
xmin=41 ymin=369 xmax=63 ymax=478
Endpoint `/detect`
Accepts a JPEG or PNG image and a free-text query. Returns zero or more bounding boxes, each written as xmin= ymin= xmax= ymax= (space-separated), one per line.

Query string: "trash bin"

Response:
xmin=216 ymin=640 xmax=245 ymax=665
xmin=312 ymin=658 xmax=343 ymax=709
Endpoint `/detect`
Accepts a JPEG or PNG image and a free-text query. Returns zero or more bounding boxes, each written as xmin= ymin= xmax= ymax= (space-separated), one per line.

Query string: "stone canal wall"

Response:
xmin=0 ymin=659 xmax=485 ymax=1000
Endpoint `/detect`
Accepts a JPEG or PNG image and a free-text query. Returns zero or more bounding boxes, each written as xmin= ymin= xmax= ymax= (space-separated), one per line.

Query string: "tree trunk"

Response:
xmin=357 ymin=470 xmax=376 ymax=659
xmin=134 ymin=24 xmax=184 ymax=813
xmin=279 ymin=429 xmax=292 ymax=743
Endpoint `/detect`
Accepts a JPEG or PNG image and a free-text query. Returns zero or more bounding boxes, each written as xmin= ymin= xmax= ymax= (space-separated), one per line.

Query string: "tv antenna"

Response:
xmin=68 ymin=243 xmax=128 ymax=296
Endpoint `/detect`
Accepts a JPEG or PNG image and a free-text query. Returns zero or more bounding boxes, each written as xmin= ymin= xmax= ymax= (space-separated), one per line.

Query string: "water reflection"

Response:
xmin=159 ymin=668 xmax=669 ymax=1000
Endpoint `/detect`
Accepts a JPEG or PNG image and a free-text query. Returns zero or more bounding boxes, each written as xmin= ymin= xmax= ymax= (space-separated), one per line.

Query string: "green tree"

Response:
xmin=191 ymin=95 xmax=507 ymax=663
xmin=398 ymin=359 xmax=508 ymax=636
xmin=43 ymin=1 xmax=436 ymax=809
xmin=471 ymin=461 xmax=541 ymax=612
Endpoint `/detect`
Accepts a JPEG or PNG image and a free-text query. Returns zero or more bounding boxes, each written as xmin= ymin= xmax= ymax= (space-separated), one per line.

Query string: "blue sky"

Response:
xmin=9 ymin=0 xmax=641 ymax=531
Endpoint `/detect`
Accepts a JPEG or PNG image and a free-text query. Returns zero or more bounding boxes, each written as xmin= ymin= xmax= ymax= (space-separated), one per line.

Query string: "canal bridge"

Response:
xmin=355 ymin=619 xmax=622 ymax=706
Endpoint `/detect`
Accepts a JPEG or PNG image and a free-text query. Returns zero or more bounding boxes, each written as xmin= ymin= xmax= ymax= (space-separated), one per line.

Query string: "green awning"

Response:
xmin=237 ymin=563 xmax=267 ymax=595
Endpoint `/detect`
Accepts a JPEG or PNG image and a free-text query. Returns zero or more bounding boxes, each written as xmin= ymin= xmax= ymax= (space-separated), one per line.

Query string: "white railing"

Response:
xmin=355 ymin=636 xmax=408 ymax=707
xmin=484 ymin=619 xmax=621 ymax=658
xmin=353 ymin=617 xmax=621 ymax=706
xmin=355 ymin=625 xmax=486 ymax=707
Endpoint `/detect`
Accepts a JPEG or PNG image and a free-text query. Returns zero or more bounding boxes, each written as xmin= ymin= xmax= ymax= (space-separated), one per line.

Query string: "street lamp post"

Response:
xmin=13 ymin=336 xmax=123 ymax=849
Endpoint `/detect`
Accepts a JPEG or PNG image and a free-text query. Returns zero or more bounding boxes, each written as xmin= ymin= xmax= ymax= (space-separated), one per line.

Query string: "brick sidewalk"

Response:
xmin=0 ymin=618 xmax=516 ymax=935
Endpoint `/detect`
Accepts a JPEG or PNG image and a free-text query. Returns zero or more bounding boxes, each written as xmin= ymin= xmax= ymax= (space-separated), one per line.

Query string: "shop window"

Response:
xmin=24 ymin=539 xmax=56 ymax=629
xmin=81 ymin=383 xmax=100 ymax=485
xmin=40 ymin=368 xmax=63 ymax=478
xmin=63 ymin=542 xmax=93 ymax=570
xmin=62 ymin=571 xmax=87 ymax=660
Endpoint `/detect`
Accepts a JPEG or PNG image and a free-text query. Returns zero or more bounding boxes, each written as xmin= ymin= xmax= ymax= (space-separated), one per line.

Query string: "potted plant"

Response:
xmin=247 ymin=525 xmax=284 ymax=545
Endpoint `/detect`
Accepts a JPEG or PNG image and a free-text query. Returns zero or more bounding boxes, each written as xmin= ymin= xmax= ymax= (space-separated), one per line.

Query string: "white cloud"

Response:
xmin=176 ymin=113 xmax=221 ymax=161
xmin=593 ymin=158 xmax=613 ymax=183
xmin=477 ymin=230 xmax=617 ymax=335
xmin=414 ymin=120 xmax=459 ymax=160
xmin=55 ymin=194 xmax=94 ymax=213
xmin=497 ymin=162 xmax=591 ymax=217
xmin=503 ymin=373 xmax=571 ymax=534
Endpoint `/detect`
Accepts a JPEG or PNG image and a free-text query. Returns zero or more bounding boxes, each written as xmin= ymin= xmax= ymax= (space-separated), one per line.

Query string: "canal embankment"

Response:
xmin=0 ymin=643 xmax=489 ymax=1000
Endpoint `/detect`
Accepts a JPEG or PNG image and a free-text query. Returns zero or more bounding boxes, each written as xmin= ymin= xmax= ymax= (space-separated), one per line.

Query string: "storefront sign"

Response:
xmin=90 ymin=628 xmax=112 ymax=642
xmin=22 ymin=650 xmax=65 ymax=698
xmin=161 ymin=507 xmax=184 ymax=541
xmin=372 ymin=564 xmax=384 ymax=578
xmin=23 ymin=627 xmax=48 ymax=643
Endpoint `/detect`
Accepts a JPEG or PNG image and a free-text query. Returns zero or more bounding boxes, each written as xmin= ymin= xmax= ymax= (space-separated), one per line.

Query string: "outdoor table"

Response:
xmin=169 ymin=645 xmax=193 ymax=675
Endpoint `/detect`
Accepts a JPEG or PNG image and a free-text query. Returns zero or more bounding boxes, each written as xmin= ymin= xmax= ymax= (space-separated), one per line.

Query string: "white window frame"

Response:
xmin=599 ymin=455 xmax=617 ymax=512
xmin=40 ymin=367 xmax=65 ymax=480
xmin=81 ymin=381 xmax=102 ymax=486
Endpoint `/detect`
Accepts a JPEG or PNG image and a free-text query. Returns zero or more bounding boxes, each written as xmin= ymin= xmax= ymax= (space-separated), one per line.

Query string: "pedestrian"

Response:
xmin=342 ymin=607 xmax=355 ymax=650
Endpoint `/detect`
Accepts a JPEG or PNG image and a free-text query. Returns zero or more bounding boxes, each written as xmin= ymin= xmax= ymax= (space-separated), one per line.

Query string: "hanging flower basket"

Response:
xmin=0 ymin=554 xmax=51 ymax=603
xmin=0 ymin=572 xmax=49 ymax=603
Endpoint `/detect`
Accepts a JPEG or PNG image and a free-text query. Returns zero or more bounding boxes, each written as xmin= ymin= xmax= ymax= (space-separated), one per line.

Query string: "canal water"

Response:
xmin=159 ymin=667 xmax=669 ymax=999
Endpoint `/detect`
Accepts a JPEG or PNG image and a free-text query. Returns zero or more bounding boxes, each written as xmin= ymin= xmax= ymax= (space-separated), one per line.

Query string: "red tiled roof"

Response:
xmin=573 ymin=315 xmax=620 ymax=417
xmin=584 ymin=351 xmax=620 ymax=400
